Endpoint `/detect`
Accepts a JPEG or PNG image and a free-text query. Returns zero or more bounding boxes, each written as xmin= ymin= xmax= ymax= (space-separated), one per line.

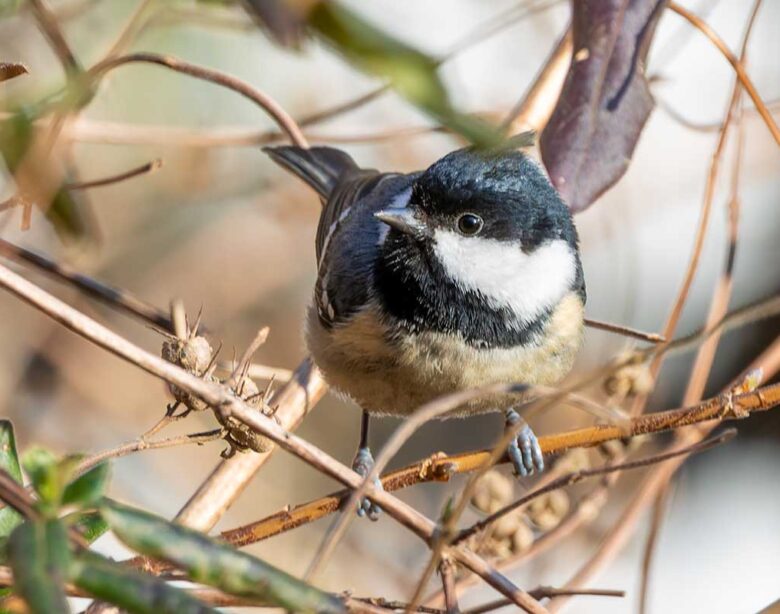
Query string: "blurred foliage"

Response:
xmin=239 ymin=0 xmax=504 ymax=147
xmin=101 ymin=498 xmax=347 ymax=614
xmin=0 ymin=110 xmax=93 ymax=242
xmin=0 ymin=422 xmax=22 ymax=539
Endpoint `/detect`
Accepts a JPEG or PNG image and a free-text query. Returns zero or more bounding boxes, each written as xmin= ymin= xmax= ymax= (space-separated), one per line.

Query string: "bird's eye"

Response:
xmin=457 ymin=213 xmax=483 ymax=236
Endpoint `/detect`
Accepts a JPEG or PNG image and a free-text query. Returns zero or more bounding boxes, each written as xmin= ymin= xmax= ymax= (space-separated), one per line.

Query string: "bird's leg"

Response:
xmin=504 ymin=409 xmax=544 ymax=477
xmin=351 ymin=410 xmax=383 ymax=521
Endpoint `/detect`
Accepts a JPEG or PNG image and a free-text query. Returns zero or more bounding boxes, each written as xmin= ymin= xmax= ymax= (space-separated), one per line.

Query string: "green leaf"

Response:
xmin=62 ymin=462 xmax=110 ymax=508
xmin=6 ymin=520 xmax=71 ymax=614
xmin=21 ymin=447 xmax=61 ymax=507
xmin=307 ymin=3 xmax=502 ymax=147
xmin=70 ymin=551 xmax=219 ymax=614
xmin=0 ymin=421 xmax=22 ymax=537
xmin=64 ymin=510 xmax=109 ymax=544
xmin=0 ymin=110 xmax=94 ymax=242
xmin=101 ymin=499 xmax=346 ymax=614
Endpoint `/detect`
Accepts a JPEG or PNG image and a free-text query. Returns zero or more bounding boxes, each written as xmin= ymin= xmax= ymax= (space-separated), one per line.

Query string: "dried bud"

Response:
xmin=218 ymin=375 xmax=273 ymax=454
xmin=161 ymin=334 xmax=216 ymax=412
xmin=603 ymin=357 xmax=653 ymax=398
xmin=528 ymin=490 xmax=570 ymax=531
xmin=471 ymin=470 xmax=514 ymax=514
xmin=555 ymin=448 xmax=591 ymax=474
xmin=511 ymin=519 xmax=535 ymax=554
xmin=162 ymin=335 xmax=213 ymax=375
xmin=492 ymin=509 xmax=523 ymax=538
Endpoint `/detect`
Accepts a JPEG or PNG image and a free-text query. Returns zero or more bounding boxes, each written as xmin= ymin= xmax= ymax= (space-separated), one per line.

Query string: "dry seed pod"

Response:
xmin=471 ymin=469 xmax=514 ymax=514
xmin=511 ymin=519 xmax=535 ymax=554
xmin=491 ymin=509 xmax=523 ymax=538
xmin=218 ymin=375 xmax=273 ymax=454
xmin=603 ymin=355 xmax=653 ymax=398
xmin=161 ymin=335 xmax=216 ymax=412
xmin=555 ymin=448 xmax=591 ymax=474
xmin=528 ymin=490 xmax=570 ymax=531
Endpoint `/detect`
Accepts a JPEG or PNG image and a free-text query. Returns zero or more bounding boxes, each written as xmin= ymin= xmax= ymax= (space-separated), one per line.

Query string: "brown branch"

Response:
xmin=454 ymin=430 xmax=732 ymax=545
xmin=63 ymin=158 xmax=162 ymax=190
xmin=503 ymin=27 xmax=572 ymax=133
xmin=0 ymin=261 xmax=543 ymax=611
xmin=440 ymin=558 xmax=461 ymax=614
xmin=218 ymin=380 xmax=777 ymax=550
xmin=0 ymin=238 xmax=174 ymax=332
xmin=74 ymin=429 xmax=224 ymax=477
xmin=583 ymin=318 xmax=665 ymax=344
xmin=667 ymin=3 xmax=780 ymax=146
xmin=638 ymin=480 xmax=674 ymax=614
xmin=86 ymin=53 xmax=307 ymax=148
xmin=28 ymin=0 xmax=81 ymax=74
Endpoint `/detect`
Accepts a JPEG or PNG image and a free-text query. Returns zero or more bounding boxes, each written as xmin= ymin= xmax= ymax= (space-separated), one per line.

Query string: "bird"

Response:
xmin=264 ymin=138 xmax=586 ymax=519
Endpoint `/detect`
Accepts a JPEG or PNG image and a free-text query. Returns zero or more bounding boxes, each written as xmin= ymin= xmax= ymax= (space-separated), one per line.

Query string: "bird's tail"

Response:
xmin=263 ymin=145 xmax=359 ymax=199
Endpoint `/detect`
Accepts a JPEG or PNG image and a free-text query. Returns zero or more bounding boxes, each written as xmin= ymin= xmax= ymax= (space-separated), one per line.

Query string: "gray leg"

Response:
xmin=505 ymin=409 xmax=544 ymax=477
xmin=351 ymin=411 xmax=383 ymax=521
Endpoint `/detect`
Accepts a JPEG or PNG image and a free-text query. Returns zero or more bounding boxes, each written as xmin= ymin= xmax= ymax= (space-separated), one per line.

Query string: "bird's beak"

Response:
xmin=375 ymin=209 xmax=430 ymax=239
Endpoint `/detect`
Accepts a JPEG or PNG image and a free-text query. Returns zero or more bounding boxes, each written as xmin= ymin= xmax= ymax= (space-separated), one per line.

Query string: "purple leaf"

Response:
xmin=0 ymin=62 xmax=28 ymax=83
xmin=541 ymin=0 xmax=666 ymax=212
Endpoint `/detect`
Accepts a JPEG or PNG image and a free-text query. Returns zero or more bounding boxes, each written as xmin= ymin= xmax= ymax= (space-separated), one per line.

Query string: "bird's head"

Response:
xmin=375 ymin=146 xmax=584 ymax=328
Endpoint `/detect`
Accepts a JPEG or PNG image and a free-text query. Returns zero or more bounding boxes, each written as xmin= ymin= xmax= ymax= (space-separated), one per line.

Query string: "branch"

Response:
xmin=0 ymin=238 xmax=174 ymax=332
xmin=63 ymin=158 xmax=162 ymax=190
xmin=668 ymin=3 xmax=780 ymax=146
xmin=0 ymin=263 xmax=546 ymax=612
xmin=86 ymin=53 xmax=307 ymax=148
xmin=219 ymin=381 xmax=777 ymax=549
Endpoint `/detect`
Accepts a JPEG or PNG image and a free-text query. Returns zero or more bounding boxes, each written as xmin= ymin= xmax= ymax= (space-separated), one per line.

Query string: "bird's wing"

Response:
xmin=264 ymin=145 xmax=413 ymax=328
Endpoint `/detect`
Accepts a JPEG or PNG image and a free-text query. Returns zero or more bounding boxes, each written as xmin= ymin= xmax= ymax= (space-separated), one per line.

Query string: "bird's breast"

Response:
xmin=306 ymin=292 xmax=584 ymax=417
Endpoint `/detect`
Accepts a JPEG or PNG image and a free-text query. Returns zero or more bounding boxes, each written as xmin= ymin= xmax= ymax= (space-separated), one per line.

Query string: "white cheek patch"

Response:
xmin=433 ymin=230 xmax=576 ymax=323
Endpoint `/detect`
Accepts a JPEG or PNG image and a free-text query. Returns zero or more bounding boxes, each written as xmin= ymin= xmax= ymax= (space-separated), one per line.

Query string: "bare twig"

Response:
xmin=0 ymin=238 xmax=173 ymax=332
xmin=583 ymin=318 xmax=665 ymax=344
xmin=218 ymin=380 xmax=776 ymax=550
xmin=503 ymin=27 xmax=572 ymax=133
xmin=0 ymin=262 xmax=547 ymax=612
xmin=28 ymin=0 xmax=81 ymax=74
xmin=86 ymin=53 xmax=307 ymax=148
xmin=74 ymin=429 xmax=224 ymax=477
xmin=63 ymin=158 xmax=162 ymax=191
xmin=440 ymin=558 xmax=460 ymax=614
xmin=454 ymin=431 xmax=732 ymax=545
xmin=668 ymin=3 xmax=779 ymax=145
xmin=638 ymin=480 xmax=674 ymax=614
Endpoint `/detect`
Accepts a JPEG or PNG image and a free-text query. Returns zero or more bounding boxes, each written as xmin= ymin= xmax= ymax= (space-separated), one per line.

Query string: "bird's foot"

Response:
xmin=351 ymin=446 xmax=382 ymax=521
xmin=505 ymin=409 xmax=544 ymax=477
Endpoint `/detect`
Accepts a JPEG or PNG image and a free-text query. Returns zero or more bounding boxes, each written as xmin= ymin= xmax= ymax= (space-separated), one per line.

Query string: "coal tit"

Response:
xmin=265 ymin=141 xmax=585 ymax=519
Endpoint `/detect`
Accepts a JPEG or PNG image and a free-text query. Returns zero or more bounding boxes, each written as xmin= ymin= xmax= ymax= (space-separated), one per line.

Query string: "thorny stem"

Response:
xmin=0 ymin=263 xmax=546 ymax=612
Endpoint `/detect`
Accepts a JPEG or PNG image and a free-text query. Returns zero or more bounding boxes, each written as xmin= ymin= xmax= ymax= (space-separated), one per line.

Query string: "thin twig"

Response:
xmin=0 ymin=262 xmax=545 ymax=612
xmin=0 ymin=238 xmax=174 ymax=332
xmin=454 ymin=431 xmax=732 ymax=545
xmin=583 ymin=318 xmax=665 ymax=344
xmin=63 ymin=158 xmax=162 ymax=190
xmin=74 ymin=429 xmax=224 ymax=477
xmin=638 ymin=480 xmax=674 ymax=614
xmin=217 ymin=380 xmax=777 ymax=550
xmin=28 ymin=0 xmax=82 ymax=74
xmin=667 ymin=3 xmax=780 ymax=145
xmin=86 ymin=53 xmax=307 ymax=148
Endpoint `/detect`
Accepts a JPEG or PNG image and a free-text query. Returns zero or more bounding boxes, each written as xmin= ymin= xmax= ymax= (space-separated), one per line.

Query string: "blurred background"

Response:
xmin=0 ymin=0 xmax=779 ymax=612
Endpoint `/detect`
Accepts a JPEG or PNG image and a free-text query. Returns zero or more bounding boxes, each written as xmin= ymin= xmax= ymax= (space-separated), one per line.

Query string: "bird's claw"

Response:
xmin=352 ymin=446 xmax=382 ymax=521
xmin=505 ymin=410 xmax=544 ymax=477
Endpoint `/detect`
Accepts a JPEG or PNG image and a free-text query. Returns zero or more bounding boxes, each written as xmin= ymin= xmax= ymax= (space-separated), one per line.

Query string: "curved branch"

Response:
xmin=668 ymin=3 xmax=780 ymax=146
xmin=87 ymin=53 xmax=307 ymax=147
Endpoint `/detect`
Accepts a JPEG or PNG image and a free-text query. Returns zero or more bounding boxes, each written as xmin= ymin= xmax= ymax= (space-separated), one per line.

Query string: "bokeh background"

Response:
xmin=1 ymin=1 xmax=779 ymax=612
